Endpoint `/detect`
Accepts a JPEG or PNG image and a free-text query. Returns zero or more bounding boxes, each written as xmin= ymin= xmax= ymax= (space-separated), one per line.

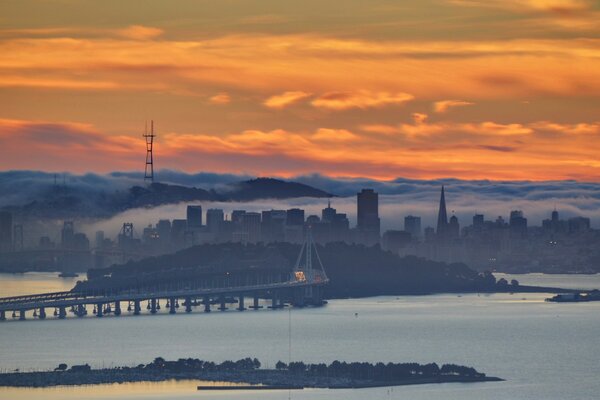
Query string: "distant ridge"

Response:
xmin=224 ymin=178 xmax=332 ymax=201
xmin=1 ymin=178 xmax=333 ymax=219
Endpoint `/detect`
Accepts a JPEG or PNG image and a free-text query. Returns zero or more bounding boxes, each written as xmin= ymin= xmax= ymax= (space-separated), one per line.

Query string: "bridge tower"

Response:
xmin=13 ymin=224 xmax=23 ymax=251
xmin=294 ymin=227 xmax=328 ymax=304
xmin=143 ymin=120 xmax=156 ymax=183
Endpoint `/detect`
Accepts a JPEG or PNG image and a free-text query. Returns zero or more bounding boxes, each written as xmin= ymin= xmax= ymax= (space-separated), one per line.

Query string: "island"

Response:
xmin=0 ymin=357 xmax=503 ymax=389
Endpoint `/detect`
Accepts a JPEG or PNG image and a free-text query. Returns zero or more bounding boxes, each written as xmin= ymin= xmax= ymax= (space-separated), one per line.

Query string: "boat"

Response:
xmin=58 ymin=272 xmax=79 ymax=278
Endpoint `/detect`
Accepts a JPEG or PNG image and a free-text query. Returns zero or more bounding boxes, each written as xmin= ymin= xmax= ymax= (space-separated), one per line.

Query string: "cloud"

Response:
xmin=1 ymin=117 xmax=599 ymax=181
xmin=311 ymin=91 xmax=414 ymax=110
xmin=433 ymin=100 xmax=474 ymax=113
xmin=209 ymin=92 xmax=231 ymax=104
xmin=447 ymin=0 xmax=599 ymax=31
xmin=412 ymin=113 xmax=429 ymax=124
xmin=116 ymin=25 xmax=164 ymax=40
xmin=311 ymin=128 xmax=359 ymax=142
xmin=263 ymin=91 xmax=312 ymax=109
xmin=1 ymin=34 xmax=599 ymax=100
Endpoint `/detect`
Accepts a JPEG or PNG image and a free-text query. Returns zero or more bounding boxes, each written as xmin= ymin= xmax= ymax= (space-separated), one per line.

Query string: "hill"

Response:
xmin=1 ymin=178 xmax=333 ymax=219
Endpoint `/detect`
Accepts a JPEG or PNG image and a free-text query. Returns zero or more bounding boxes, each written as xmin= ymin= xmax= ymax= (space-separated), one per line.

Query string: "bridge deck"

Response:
xmin=0 ymin=275 xmax=328 ymax=312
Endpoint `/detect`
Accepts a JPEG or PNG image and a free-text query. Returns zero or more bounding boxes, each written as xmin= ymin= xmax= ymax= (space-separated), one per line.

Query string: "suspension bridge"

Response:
xmin=0 ymin=233 xmax=329 ymax=321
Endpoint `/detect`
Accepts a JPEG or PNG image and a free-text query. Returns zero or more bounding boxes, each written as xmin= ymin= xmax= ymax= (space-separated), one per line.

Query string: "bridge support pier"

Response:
xmin=219 ymin=297 xmax=227 ymax=311
xmin=96 ymin=303 xmax=103 ymax=317
xmin=133 ymin=300 xmax=141 ymax=315
xmin=0 ymin=310 xmax=5 ymax=321
xmin=58 ymin=306 xmax=66 ymax=319
xmin=150 ymin=299 xmax=157 ymax=314
xmin=237 ymin=295 xmax=246 ymax=311
xmin=249 ymin=295 xmax=261 ymax=310
xmin=203 ymin=296 xmax=211 ymax=313
xmin=39 ymin=307 xmax=46 ymax=319
xmin=185 ymin=297 xmax=192 ymax=313
xmin=114 ymin=302 xmax=121 ymax=316
xmin=19 ymin=310 xmax=26 ymax=320
xmin=77 ymin=304 xmax=86 ymax=317
xmin=269 ymin=292 xmax=279 ymax=309
xmin=169 ymin=298 xmax=176 ymax=314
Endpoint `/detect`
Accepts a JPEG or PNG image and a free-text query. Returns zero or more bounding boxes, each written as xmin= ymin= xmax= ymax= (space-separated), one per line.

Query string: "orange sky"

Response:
xmin=1 ymin=0 xmax=599 ymax=180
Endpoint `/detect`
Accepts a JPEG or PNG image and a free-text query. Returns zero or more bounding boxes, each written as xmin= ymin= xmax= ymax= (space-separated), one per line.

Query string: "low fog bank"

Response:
xmin=1 ymin=170 xmax=599 ymax=240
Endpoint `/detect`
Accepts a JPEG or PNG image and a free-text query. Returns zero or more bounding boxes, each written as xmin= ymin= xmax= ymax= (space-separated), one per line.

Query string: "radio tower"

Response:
xmin=143 ymin=120 xmax=156 ymax=183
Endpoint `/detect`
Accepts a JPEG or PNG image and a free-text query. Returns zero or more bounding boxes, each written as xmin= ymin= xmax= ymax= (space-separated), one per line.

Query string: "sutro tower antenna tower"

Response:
xmin=143 ymin=120 xmax=156 ymax=183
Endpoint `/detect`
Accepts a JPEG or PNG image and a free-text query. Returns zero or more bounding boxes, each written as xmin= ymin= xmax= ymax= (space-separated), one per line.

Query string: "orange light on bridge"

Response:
xmin=295 ymin=272 xmax=306 ymax=282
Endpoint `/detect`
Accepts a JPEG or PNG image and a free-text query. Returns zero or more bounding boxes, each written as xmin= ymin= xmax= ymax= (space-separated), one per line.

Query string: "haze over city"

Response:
xmin=1 ymin=1 xmax=600 ymax=400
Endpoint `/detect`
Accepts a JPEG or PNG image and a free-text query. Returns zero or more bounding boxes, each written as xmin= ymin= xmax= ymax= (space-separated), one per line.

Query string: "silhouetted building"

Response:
xmin=186 ymin=205 xmax=203 ymax=228
xmin=0 ymin=211 xmax=12 ymax=252
xmin=569 ymin=217 xmax=590 ymax=233
xmin=448 ymin=215 xmax=460 ymax=239
xmin=509 ymin=210 xmax=527 ymax=238
xmin=171 ymin=219 xmax=187 ymax=247
xmin=436 ymin=186 xmax=449 ymax=240
xmin=286 ymin=208 xmax=305 ymax=226
xmin=206 ymin=209 xmax=224 ymax=234
xmin=473 ymin=214 xmax=484 ymax=231
xmin=322 ymin=200 xmax=336 ymax=222
xmin=61 ymin=221 xmax=75 ymax=249
xmin=404 ymin=215 xmax=421 ymax=238
xmin=357 ymin=189 xmax=380 ymax=245
xmin=231 ymin=210 xmax=246 ymax=224
xmin=382 ymin=230 xmax=411 ymax=253
xmin=261 ymin=210 xmax=286 ymax=243
xmin=241 ymin=212 xmax=261 ymax=243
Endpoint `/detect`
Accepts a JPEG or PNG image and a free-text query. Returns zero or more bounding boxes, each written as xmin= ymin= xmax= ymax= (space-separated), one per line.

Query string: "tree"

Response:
xmin=55 ymin=363 xmax=68 ymax=371
xmin=511 ymin=279 xmax=519 ymax=286
xmin=275 ymin=361 xmax=287 ymax=370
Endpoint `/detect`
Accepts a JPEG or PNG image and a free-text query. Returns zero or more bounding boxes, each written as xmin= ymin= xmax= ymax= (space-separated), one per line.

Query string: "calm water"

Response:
xmin=0 ymin=273 xmax=599 ymax=400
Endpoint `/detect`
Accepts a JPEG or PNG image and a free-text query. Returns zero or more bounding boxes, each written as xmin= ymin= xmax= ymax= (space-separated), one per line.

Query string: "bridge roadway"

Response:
xmin=0 ymin=271 xmax=328 ymax=321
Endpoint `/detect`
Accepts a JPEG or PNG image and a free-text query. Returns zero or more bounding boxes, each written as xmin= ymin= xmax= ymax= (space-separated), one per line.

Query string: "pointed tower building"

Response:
xmin=436 ymin=186 xmax=448 ymax=239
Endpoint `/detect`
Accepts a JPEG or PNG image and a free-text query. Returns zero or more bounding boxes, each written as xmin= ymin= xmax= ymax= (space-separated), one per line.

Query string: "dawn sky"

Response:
xmin=1 ymin=0 xmax=599 ymax=180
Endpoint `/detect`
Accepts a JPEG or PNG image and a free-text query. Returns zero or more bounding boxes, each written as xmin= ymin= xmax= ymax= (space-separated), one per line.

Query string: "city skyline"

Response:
xmin=1 ymin=1 xmax=599 ymax=180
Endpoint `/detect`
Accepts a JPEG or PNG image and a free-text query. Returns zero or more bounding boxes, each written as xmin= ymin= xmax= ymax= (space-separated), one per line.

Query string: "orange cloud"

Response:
xmin=209 ymin=93 xmax=231 ymax=104
xmin=311 ymin=128 xmax=359 ymax=142
xmin=264 ymin=91 xmax=312 ymax=109
xmin=116 ymin=25 xmax=164 ymax=40
xmin=2 ymin=118 xmax=599 ymax=181
xmin=434 ymin=100 xmax=474 ymax=113
xmin=311 ymin=91 xmax=414 ymax=110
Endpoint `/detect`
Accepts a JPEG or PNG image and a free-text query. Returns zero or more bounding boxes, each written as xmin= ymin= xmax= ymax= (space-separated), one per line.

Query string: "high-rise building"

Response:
xmin=286 ymin=208 xmax=305 ymax=226
xmin=206 ymin=209 xmax=224 ymax=233
xmin=261 ymin=210 xmax=286 ymax=242
xmin=436 ymin=186 xmax=448 ymax=239
xmin=322 ymin=200 xmax=336 ymax=222
xmin=509 ymin=210 xmax=527 ymax=237
xmin=231 ymin=210 xmax=246 ymax=224
xmin=0 ymin=211 xmax=12 ymax=252
xmin=473 ymin=214 xmax=484 ymax=231
xmin=186 ymin=205 xmax=203 ymax=228
xmin=241 ymin=212 xmax=261 ymax=243
xmin=61 ymin=221 xmax=75 ymax=249
xmin=448 ymin=215 xmax=460 ymax=239
xmin=357 ymin=189 xmax=380 ymax=245
xmin=404 ymin=215 xmax=422 ymax=238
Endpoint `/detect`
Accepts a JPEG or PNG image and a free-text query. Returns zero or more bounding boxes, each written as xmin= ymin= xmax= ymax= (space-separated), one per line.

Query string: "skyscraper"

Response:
xmin=206 ymin=209 xmax=224 ymax=233
xmin=404 ymin=215 xmax=422 ymax=238
xmin=436 ymin=186 xmax=448 ymax=239
xmin=186 ymin=205 xmax=203 ymax=228
xmin=357 ymin=189 xmax=380 ymax=245
xmin=0 ymin=211 xmax=12 ymax=252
